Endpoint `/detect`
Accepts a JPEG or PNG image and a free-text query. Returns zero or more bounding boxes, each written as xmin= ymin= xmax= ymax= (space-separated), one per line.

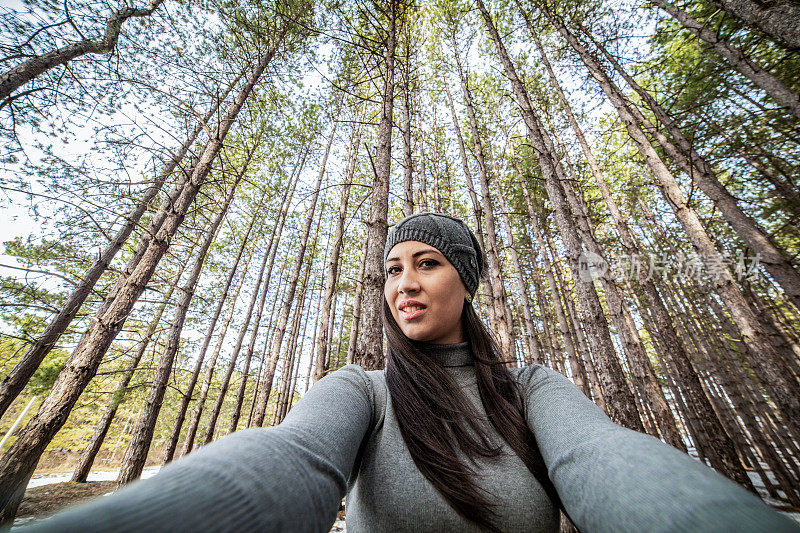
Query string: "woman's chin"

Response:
xmin=401 ymin=329 xmax=430 ymax=343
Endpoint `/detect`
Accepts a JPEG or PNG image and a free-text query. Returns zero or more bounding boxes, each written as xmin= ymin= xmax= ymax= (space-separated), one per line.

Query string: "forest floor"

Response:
xmin=16 ymin=481 xmax=116 ymax=524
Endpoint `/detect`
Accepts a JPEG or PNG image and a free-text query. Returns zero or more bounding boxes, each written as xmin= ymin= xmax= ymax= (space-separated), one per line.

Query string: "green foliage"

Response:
xmin=27 ymin=349 xmax=68 ymax=396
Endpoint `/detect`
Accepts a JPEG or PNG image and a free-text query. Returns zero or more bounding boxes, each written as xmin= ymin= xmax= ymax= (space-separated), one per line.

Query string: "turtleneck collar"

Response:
xmin=414 ymin=341 xmax=475 ymax=367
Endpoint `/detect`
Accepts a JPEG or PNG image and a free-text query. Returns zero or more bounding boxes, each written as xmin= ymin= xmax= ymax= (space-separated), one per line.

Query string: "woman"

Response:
xmin=23 ymin=213 xmax=798 ymax=532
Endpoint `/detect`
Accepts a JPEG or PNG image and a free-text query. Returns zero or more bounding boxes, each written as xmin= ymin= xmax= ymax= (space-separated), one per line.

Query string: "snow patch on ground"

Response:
xmin=27 ymin=468 xmax=160 ymax=489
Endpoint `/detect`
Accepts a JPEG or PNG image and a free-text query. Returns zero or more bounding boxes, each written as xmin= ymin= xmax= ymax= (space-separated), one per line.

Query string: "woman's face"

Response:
xmin=384 ymin=240 xmax=469 ymax=344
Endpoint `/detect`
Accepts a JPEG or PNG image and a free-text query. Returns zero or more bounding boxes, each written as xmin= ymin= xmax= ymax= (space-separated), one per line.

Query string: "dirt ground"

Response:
xmin=18 ymin=481 xmax=116 ymax=520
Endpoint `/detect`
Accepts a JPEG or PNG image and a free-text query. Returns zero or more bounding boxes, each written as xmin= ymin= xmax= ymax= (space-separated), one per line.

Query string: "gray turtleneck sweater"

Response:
xmin=21 ymin=343 xmax=798 ymax=532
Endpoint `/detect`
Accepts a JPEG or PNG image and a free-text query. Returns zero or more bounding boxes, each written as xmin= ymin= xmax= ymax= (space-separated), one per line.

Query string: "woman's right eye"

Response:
xmin=387 ymin=266 xmax=401 ymax=276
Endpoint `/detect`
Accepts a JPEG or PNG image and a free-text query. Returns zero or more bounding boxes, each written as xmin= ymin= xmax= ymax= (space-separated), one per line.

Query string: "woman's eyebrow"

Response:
xmin=386 ymin=249 xmax=441 ymax=262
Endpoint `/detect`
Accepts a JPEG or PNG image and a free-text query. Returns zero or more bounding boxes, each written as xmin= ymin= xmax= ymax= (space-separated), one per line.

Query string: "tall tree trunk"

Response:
xmin=314 ymin=121 xmax=361 ymax=383
xmin=0 ymin=0 xmax=165 ymax=103
xmin=526 ymin=16 xmax=753 ymax=477
xmin=333 ymin=300 xmax=347 ymax=368
xmin=401 ymin=32 xmax=414 ymax=217
xmin=322 ymin=291 xmax=339 ymax=375
xmin=161 ymin=148 xmax=263 ymax=465
xmin=431 ymin=112 xmax=442 ymax=212
xmin=585 ymin=27 xmax=800 ymax=309
xmin=275 ymin=231 xmax=316 ymax=425
xmin=706 ymin=0 xmax=800 ymax=49
xmin=477 ymin=0 xmax=643 ymax=430
xmin=178 ymin=227 xmax=259 ymax=457
xmin=518 ymin=175 xmax=589 ymax=396
xmin=346 ymin=240 xmax=369 ymax=365
xmin=546 ymin=9 xmax=800 ymax=438
xmin=0 ymin=33 xmax=287 ymax=521
xmin=355 ymin=2 xmax=396 ymax=371
xmin=247 ymin=270 xmax=289 ymax=428
xmin=71 ymin=257 xmax=189 ymax=482
xmin=0 ymin=72 xmax=243 ymax=419
xmin=451 ymin=33 xmax=516 ymax=361
xmin=649 ymin=0 xmax=800 ymax=118
xmin=416 ymin=120 xmax=429 ymax=212
xmin=251 ymin=132 xmax=327 ymax=426
xmin=442 ymin=68 xmax=497 ymax=331
xmin=116 ymin=174 xmax=241 ymax=486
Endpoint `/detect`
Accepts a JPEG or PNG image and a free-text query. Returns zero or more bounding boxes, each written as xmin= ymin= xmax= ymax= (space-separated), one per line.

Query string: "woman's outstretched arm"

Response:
xmin=20 ymin=365 xmax=373 ymax=533
xmin=518 ymin=365 xmax=799 ymax=533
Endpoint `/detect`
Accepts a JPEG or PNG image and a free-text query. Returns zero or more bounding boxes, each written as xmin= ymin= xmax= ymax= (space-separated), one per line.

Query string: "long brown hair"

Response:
xmin=383 ymin=299 xmax=563 ymax=531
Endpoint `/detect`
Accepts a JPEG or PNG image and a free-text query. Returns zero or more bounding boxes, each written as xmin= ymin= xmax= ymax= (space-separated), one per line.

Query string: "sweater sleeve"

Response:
xmin=517 ymin=365 xmax=799 ymax=533
xmin=21 ymin=364 xmax=373 ymax=533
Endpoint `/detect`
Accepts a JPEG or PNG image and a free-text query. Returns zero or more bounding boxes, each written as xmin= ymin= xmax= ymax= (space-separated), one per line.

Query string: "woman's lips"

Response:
xmin=399 ymin=306 xmax=426 ymax=320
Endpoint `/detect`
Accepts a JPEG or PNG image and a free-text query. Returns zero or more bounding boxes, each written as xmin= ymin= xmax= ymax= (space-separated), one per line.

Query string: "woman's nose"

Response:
xmin=397 ymin=270 xmax=420 ymax=293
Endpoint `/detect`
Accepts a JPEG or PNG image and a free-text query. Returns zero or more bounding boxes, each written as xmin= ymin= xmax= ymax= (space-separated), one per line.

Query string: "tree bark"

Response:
xmin=451 ymin=33 xmax=516 ymax=362
xmin=355 ymin=1 xmax=396 ymax=371
xmin=161 ymin=148 xmax=263 ymax=465
xmin=550 ymin=8 xmax=800 ymax=438
xmin=401 ymin=32 xmax=415 ymax=217
xmin=71 ymin=257 xmax=187 ymax=483
xmin=706 ymin=0 xmax=800 ymax=49
xmin=250 ymin=133 xmax=326 ymax=426
xmin=0 ymin=34 xmax=287 ymax=522
xmin=116 ymin=172 xmax=241 ymax=486
xmin=477 ymin=0 xmax=643 ymax=430
xmin=314 ymin=121 xmax=361 ymax=383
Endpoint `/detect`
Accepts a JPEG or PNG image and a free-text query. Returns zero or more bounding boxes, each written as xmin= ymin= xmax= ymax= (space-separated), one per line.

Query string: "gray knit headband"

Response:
xmin=384 ymin=212 xmax=484 ymax=297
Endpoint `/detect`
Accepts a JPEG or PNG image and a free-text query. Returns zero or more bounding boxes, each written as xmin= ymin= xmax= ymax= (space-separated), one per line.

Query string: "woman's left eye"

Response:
xmin=419 ymin=259 xmax=438 ymax=268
